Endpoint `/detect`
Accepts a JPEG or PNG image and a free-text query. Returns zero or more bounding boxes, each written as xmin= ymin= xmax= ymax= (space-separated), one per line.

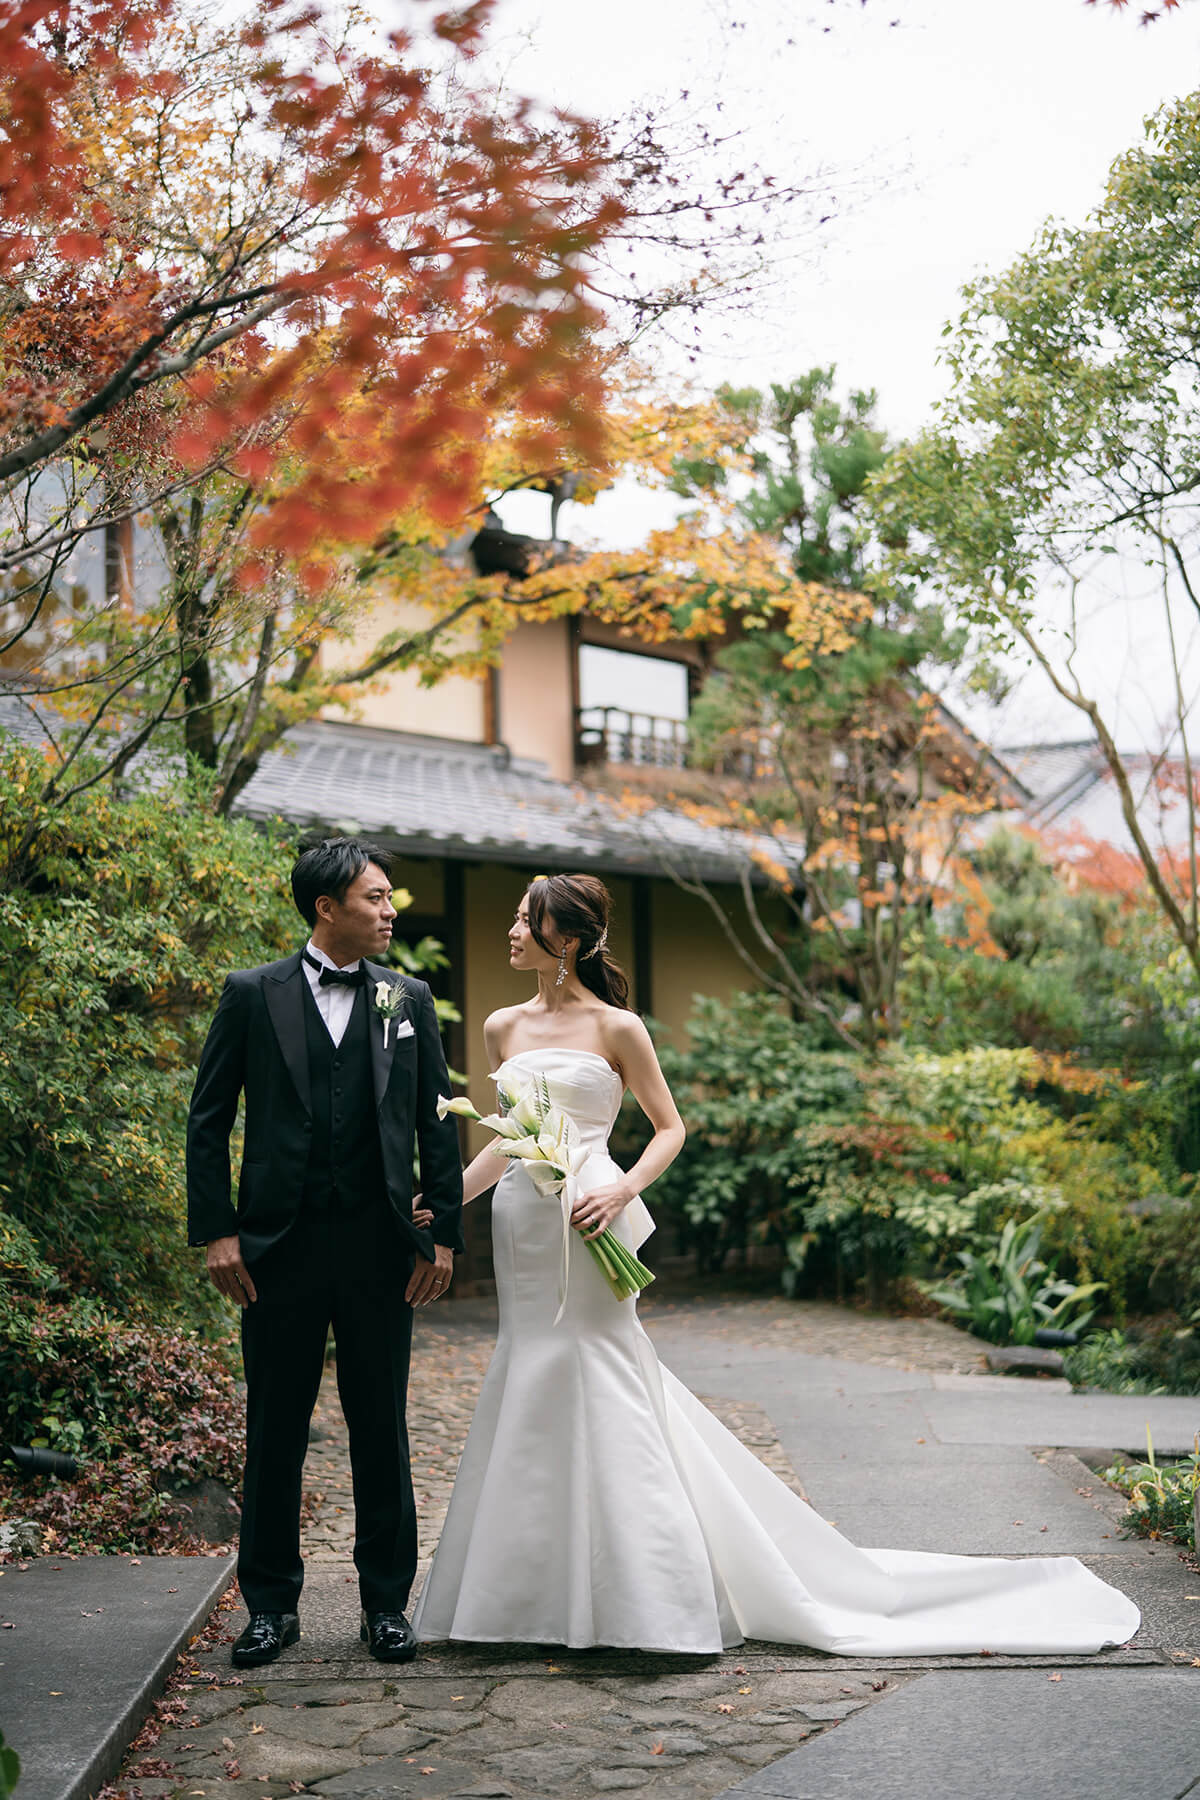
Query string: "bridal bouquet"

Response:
xmin=437 ymin=1072 xmax=654 ymax=1308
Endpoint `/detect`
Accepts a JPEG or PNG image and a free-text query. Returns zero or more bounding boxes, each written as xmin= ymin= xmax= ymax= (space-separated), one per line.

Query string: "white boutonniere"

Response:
xmin=373 ymin=978 xmax=407 ymax=1048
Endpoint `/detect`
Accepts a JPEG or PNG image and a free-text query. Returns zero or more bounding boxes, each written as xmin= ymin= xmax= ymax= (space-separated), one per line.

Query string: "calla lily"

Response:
xmin=436 ymin=1094 xmax=481 ymax=1122
xmin=508 ymin=1090 xmax=544 ymax=1133
xmin=488 ymin=1073 xmax=519 ymax=1112
xmin=468 ymin=1110 xmax=522 ymax=1139
xmin=497 ymin=1135 xmax=548 ymax=1162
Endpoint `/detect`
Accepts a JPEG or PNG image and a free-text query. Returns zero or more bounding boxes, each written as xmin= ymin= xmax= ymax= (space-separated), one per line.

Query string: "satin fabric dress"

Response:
xmin=412 ymin=1048 xmax=1140 ymax=1656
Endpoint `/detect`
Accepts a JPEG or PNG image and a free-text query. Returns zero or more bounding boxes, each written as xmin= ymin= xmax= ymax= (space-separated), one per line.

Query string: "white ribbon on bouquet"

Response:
xmin=537 ymin=1151 xmax=654 ymax=1326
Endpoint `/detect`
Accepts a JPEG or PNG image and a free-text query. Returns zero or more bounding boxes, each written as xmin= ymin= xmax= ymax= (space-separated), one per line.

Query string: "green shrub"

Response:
xmin=1062 ymin=1328 xmax=1168 ymax=1396
xmin=1103 ymin=1434 xmax=1199 ymax=1549
xmin=0 ymin=1301 xmax=242 ymax=1552
xmin=0 ymin=1729 xmax=18 ymax=1800
xmin=0 ymin=742 xmax=296 ymax=1334
xmin=654 ymin=990 xmax=1192 ymax=1322
xmin=652 ymin=995 xmax=862 ymax=1272
xmin=924 ymin=1215 xmax=1104 ymax=1346
xmin=0 ymin=743 xmax=299 ymax=1545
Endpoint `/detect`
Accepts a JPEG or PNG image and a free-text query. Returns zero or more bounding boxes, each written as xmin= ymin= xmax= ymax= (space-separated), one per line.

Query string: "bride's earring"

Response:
xmin=555 ymin=948 xmax=568 ymax=988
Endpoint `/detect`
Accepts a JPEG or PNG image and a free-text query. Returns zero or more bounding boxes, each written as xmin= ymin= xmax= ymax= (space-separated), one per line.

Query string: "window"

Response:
xmin=578 ymin=645 xmax=689 ymax=720
xmin=576 ymin=645 xmax=691 ymax=769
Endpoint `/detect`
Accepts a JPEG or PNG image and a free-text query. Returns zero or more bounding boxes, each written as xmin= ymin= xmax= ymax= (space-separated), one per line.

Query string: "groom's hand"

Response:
xmin=407 ymin=1243 xmax=453 ymax=1308
xmin=206 ymin=1234 xmax=258 ymax=1307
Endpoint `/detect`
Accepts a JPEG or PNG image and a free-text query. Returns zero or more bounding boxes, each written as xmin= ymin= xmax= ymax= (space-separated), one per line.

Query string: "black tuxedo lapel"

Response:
xmin=364 ymin=963 xmax=404 ymax=1112
xmin=263 ymin=956 xmax=312 ymax=1116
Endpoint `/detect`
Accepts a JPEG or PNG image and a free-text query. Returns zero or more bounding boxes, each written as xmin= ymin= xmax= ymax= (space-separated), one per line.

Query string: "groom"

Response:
xmin=187 ymin=838 xmax=463 ymax=1667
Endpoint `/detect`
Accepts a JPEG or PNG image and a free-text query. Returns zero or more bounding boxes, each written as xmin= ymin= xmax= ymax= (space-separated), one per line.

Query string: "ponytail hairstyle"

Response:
xmin=525 ymin=873 xmax=632 ymax=1010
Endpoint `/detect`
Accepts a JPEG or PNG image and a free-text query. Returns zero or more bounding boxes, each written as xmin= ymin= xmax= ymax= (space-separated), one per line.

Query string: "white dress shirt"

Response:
xmin=302 ymin=940 xmax=364 ymax=1047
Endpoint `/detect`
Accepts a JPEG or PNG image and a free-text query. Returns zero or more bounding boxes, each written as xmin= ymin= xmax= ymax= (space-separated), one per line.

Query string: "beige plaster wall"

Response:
xmin=647 ymin=880 xmax=763 ymax=1042
xmin=497 ymin=618 xmax=575 ymax=778
xmin=388 ymin=856 xmax=445 ymax=914
xmin=320 ymin=595 xmax=486 ymax=741
xmin=352 ymin=667 xmax=486 ymax=740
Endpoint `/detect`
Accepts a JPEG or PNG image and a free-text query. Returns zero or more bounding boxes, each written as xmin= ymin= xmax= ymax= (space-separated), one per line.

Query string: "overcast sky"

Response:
xmin=486 ymin=0 xmax=1200 ymax=754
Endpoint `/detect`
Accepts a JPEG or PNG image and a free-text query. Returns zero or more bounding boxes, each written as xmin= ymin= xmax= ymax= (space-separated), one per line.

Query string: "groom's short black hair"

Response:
xmin=291 ymin=838 xmax=393 ymax=927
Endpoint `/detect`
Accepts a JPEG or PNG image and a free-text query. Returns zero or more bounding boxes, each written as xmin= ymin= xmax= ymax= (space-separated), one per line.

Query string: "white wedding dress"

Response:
xmin=413 ymin=1048 xmax=1140 ymax=1656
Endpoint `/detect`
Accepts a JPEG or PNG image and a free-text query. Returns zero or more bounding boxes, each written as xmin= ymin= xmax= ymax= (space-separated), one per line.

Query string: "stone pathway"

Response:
xmin=96 ymin=1286 xmax=1199 ymax=1800
xmin=638 ymin=1287 xmax=987 ymax=1375
xmin=108 ymin=1291 xmax=958 ymax=1800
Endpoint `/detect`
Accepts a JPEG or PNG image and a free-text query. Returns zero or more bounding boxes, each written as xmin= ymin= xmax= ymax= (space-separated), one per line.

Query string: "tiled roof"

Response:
xmin=235 ymin=720 xmax=800 ymax=883
xmin=0 ymin=692 xmax=49 ymax=749
xmin=999 ymin=741 xmax=1108 ymax=825
xmin=993 ymin=739 xmax=1195 ymax=854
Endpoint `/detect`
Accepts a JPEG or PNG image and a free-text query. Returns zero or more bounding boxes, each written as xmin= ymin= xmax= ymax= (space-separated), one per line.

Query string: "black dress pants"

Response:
xmin=237 ymin=1201 xmax=416 ymax=1615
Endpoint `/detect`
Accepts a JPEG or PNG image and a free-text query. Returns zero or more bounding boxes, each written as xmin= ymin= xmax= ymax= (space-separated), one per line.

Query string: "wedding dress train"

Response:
xmin=412 ymin=1048 xmax=1140 ymax=1656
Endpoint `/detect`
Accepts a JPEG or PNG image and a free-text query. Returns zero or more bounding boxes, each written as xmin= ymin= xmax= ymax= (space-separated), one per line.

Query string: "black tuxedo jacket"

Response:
xmin=186 ymin=953 xmax=464 ymax=1266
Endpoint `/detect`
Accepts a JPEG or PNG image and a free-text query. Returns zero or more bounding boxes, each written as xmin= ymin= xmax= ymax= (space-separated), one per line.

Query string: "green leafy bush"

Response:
xmin=653 ymin=995 xmax=862 ymax=1272
xmin=0 ymin=745 xmax=297 ymax=1334
xmin=1062 ymin=1328 xmax=1168 ymax=1396
xmin=0 ymin=1304 xmax=242 ymax=1552
xmin=1103 ymin=1434 xmax=1200 ymax=1549
xmin=652 ymin=996 xmax=1189 ymax=1322
xmin=924 ymin=1216 xmax=1104 ymax=1346
xmin=0 ymin=1728 xmax=18 ymax=1800
xmin=0 ymin=742 xmax=298 ymax=1544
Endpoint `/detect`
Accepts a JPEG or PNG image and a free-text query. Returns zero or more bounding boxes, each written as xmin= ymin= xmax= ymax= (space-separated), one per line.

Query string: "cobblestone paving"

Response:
xmin=115 ymin=1289 xmax=979 ymax=1800
xmin=640 ymin=1283 xmax=989 ymax=1374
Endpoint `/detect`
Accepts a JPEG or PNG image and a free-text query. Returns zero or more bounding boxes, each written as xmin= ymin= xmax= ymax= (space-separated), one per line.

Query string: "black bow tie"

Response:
xmin=304 ymin=950 xmax=365 ymax=989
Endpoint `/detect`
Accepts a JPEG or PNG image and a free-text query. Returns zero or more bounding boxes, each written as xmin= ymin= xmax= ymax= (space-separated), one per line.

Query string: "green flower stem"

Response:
xmin=583 ymin=1227 xmax=655 ymax=1302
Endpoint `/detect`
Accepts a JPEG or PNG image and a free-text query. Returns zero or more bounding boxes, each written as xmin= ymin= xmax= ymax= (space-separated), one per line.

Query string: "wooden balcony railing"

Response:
xmin=574 ymin=706 xmax=768 ymax=781
xmin=575 ymin=706 xmax=690 ymax=771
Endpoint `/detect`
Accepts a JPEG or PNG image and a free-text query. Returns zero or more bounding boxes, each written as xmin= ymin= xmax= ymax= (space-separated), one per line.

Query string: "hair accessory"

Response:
xmin=583 ymin=926 xmax=609 ymax=960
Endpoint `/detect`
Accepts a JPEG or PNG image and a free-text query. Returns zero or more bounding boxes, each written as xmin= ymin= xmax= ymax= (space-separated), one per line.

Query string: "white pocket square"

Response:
xmin=393 ymin=1019 xmax=415 ymax=1040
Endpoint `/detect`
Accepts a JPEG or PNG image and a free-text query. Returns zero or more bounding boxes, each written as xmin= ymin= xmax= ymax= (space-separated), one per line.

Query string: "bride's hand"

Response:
xmin=412 ymin=1194 xmax=434 ymax=1229
xmin=571 ymin=1182 xmax=632 ymax=1240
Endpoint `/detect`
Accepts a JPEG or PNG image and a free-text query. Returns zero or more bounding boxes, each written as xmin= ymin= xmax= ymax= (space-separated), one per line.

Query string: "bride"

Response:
xmin=410 ymin=872 xmax=1139 ymax=1656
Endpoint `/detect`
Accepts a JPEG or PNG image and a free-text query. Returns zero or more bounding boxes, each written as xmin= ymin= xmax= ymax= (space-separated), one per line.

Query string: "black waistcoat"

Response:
xmin=300 ymin=978 xmax=385 ymax=1212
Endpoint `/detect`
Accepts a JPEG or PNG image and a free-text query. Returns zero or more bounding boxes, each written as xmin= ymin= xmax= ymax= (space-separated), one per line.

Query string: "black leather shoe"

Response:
xmin=231 ymin=1611 xmax=300 ymax=1667
xmin=360 ymin=1608 xmax=417 ymax=1663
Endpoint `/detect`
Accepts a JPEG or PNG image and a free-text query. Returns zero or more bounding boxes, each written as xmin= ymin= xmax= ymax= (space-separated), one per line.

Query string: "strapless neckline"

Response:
xmin=502 ymin=1046 xmax=622 ymax=1082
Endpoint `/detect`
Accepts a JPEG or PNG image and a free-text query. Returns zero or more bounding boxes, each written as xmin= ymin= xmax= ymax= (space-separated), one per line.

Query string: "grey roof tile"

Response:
xmin=235 ymin=721 xmax=797 ymax=883
xmin=999 ymin=741 xmax=1107 ymax=823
